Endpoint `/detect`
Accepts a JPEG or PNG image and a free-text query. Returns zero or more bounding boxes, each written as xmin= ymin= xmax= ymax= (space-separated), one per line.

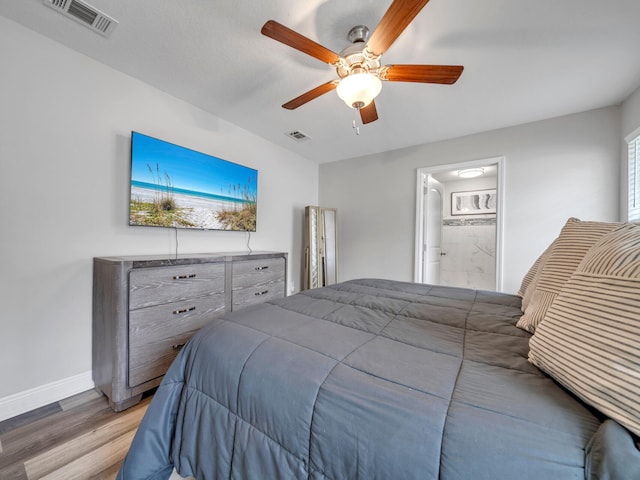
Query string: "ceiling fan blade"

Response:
xmin=261 ymin=20 xmax=341 ymax=66
xmin=382 ymin=64 xmax=463 ymax=84
xmin=282 ymin=81 xmax=339 ymax=110
xmin=360 ymin=101 xmax=379 ymax=124
xmin=366 ymin=0 xmax=430 ymax=56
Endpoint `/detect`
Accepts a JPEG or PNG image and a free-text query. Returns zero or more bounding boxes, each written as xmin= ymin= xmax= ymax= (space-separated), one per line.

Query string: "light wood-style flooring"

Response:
xmin=0 ymin=389 xmax=151 ymax=480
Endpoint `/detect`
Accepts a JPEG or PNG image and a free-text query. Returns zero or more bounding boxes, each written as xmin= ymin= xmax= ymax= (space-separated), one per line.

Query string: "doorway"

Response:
xmin=414 ymin=157 xmax=505 ymax=291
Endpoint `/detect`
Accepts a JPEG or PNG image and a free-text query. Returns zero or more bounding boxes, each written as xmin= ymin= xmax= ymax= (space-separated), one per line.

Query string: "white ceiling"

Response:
xmin=2 ymin=0 xmax=640 ymax=164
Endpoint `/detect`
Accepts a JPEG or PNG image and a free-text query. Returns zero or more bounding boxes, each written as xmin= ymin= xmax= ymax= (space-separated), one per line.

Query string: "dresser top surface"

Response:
xmin=94 ymin=251 xmax=286 ymax=268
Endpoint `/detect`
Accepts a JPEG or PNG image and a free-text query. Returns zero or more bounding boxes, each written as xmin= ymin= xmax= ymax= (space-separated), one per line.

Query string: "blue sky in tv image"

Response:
xmin=130 ymin=131 xmax=257 ymax=200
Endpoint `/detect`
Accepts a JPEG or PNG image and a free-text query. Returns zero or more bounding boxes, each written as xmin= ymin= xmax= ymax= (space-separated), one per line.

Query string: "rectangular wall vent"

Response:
xmin=44 ymin=0 xmax=118 ymax=37
xmin=286 ymin=130 xmax=312 ymax=142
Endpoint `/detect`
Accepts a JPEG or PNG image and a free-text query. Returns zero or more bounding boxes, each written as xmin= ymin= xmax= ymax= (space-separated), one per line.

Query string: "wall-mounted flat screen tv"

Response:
xmin=129 ymin=131 xmax=258 ymax=231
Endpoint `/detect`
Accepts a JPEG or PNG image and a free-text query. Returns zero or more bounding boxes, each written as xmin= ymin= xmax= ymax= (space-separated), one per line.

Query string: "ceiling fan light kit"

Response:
xmin=261 ymin=0 xmax=463 ymax=126
xmin=336 ymin=73 xmax=382 ymax=109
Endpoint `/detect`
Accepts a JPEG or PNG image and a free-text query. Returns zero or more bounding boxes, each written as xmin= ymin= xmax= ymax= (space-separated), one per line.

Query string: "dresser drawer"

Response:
xmin=128 ymin=293 xmax=225 ymax=386
xmin=232 ymin=258 xmax=285 ymax=290
xmin=129 ymin=263 xmax=225 ymax=309
xmin=231 ymin=279 xmax=285 ymax=310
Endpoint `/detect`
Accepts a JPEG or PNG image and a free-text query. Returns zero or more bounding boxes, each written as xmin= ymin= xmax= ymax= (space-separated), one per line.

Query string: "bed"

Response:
xmin=117 ymin=220 xmax=640 ymax=480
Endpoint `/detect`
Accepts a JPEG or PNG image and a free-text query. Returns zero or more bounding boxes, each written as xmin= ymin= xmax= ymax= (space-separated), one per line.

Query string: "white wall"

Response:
xmin=0 ymin=17 xmax=318 ymax=409
xmin=621 ymin=86 xmax=640 ymax=219
xmin=320 ymin=106 xmax=621 ymax=294
xmin=622 ymin=86 xmax=640 ymax=137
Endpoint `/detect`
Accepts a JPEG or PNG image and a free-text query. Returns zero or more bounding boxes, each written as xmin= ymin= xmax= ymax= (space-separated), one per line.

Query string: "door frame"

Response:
xmin=414 ymin=156 xmax=506 ymax=291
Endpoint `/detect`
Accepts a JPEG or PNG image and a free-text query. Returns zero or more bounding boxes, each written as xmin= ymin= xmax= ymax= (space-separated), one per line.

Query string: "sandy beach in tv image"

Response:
xmin=130 ymin=184 xmax=245 ymax=230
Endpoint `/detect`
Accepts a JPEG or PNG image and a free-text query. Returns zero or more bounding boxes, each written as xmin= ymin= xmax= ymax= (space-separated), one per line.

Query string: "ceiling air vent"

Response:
xmin=286 ymin=130 xmax=312 ymax=142
xmin=44 ymin=0 xmax=118 ymax=37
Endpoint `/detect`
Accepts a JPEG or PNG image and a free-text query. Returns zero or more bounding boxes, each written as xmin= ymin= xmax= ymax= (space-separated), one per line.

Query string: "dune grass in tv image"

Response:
xmin=129 ymin=132 xmax=258 ymax=231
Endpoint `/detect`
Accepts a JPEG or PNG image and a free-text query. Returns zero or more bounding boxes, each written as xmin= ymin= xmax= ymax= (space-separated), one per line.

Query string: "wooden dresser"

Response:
xmin=92 ymin=252 xmax=287 ymax=411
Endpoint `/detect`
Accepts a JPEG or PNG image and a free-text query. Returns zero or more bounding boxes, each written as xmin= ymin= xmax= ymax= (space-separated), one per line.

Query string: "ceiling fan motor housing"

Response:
xmin=337 ymin=42 xmax=381 ymax=79
xmin=347 ymin=25 xmax=370 ymax=43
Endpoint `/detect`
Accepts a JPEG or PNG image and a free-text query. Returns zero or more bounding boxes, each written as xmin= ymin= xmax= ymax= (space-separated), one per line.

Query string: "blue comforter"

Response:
xmin=117 ymin=279 xmax=604 ymax=479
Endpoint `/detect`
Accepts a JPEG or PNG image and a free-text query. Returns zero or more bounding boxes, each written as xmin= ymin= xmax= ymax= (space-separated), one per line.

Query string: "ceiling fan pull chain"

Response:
xmin=353 ymin=108 xmax=361 ymax=135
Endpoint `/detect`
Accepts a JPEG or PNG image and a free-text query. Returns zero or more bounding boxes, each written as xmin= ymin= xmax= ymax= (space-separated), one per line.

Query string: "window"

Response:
xmin=627 ymin=130 xmax=640 ymax=222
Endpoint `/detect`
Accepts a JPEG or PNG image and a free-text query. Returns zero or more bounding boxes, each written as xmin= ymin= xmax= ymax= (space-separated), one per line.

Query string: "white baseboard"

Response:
xmin=0 ymin=371 xmax=94 ymax=422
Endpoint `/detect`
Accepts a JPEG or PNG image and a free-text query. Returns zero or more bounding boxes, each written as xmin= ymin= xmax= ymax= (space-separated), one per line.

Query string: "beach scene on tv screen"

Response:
xmin=129 ymin=133 xmax=257 ymax=231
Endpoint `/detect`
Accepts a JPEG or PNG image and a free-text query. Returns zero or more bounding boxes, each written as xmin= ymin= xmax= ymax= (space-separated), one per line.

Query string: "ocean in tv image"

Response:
xmin=129 ymin=132 xmax=258 ymax=231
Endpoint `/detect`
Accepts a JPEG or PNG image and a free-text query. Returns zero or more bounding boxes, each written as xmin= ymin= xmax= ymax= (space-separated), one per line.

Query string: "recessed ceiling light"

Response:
xmin=457 ymin=168 xmax=484 ymax=178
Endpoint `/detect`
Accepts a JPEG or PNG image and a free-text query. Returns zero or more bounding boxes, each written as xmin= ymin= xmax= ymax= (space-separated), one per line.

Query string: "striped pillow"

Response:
xmin=516 ymin=218 xmax=622 ymax=333
xmin=519 ymin=241 xmax=554 ymax=311
xmin=529 ymin=224 xmax=640 ymax=437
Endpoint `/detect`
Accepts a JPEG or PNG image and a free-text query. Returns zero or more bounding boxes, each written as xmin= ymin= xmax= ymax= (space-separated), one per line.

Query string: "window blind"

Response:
xmin=628 ymin=133 xmax=640 ymax=222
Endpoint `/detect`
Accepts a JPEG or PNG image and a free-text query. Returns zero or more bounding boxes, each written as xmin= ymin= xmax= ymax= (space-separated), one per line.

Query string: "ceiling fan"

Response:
xmin=261 ymin=0 xmax=463 ymax=125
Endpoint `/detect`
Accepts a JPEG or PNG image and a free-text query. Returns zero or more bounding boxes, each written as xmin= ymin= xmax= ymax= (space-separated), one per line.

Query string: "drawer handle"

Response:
xmin=254 ymin=290 xmax=269 ymax=296
xmin=254 ymin=266 xmax=269 ymax=271
xmin=173 ymin=274 xmax=197 ymax=280
xmin=173 ymin=306 xmax=196 ymax=315
xmin=172 ymin=343 xmax=186 ymax=350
